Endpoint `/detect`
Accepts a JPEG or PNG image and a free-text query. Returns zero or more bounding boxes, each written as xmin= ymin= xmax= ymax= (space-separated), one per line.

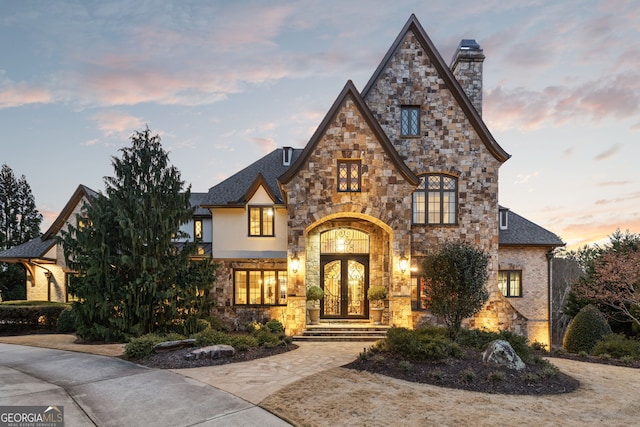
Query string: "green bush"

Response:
xmin=195 ymin=329 xmax=233 ymax=347
xmin=563 ymin=304 xmax=612 ymax=354
xmin=265 ymin=319 xmax=284 ymax=334
xmin=0 ymin=302 xmax=68 ymax=334
xmin=456 ymin=328 xmax=533 ymax=362
xmin=56 ymin=307 xmax=76 ymax=333
xmin=592 ymin=334 xmax=640 ymax=360
xmin=124 ymin=332 xmax=187 ymax=359
xmin=384 ymin=327 xmax=461 ymax=361
xmin=306 ymin=285 xmax=324 ymax=301
xmin=229 ymin=335 xmax=258 ymax=351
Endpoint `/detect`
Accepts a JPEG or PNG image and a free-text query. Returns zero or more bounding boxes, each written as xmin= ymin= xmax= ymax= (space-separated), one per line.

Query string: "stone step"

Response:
xmin=293 ymin=322 xmax=389 ymax=342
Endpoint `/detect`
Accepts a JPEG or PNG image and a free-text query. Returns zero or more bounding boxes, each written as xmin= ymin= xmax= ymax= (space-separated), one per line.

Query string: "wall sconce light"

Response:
xmin=291 ymin=255 xmax=300 ymax=274
xmin=399 ymin=255 xmax=408 ymax=274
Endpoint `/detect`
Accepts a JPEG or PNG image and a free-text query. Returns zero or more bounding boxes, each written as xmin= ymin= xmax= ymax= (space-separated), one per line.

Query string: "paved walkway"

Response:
xmin=0 ymin=335 xmax=365 ymax=425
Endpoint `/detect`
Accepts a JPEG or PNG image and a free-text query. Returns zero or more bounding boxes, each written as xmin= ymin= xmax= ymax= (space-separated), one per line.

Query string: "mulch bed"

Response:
xmin=344 ymin=348 xmax=581 ymax=395
xmin=132 ymin=343 xmax=299 ymax=369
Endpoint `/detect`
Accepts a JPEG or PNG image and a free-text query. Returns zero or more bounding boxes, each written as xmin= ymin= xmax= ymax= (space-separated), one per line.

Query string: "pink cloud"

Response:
xmin=249 ymin=137 xmax=277 ymax=154
xmin=91 ymin=110 xmax=144 ymax=137
xmin=0 ymin=83 xmax=52 ymax=108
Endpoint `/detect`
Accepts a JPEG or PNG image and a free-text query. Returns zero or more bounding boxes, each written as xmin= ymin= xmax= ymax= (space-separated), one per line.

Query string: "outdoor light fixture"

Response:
xmin=399 ymin=255 xmax=408 ymax=273
xmin=291 ymin=255 xmax=300 ymax=274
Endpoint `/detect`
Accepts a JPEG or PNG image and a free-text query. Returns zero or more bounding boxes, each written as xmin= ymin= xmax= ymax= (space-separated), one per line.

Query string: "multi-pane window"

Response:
xmin=248 ymin=206 xmax=274 ymax=236
xmin=194 ymin=219 xmax=203 ymax=240
xmin=234 ymin=270 xmax=288 ymax=305
xmin=337 ymin=160 xmax=361 ymax=192
xmin=401 ymin=106 xmax=420 ymax=136
xmin=412 ymin=174 xmax=457 ymax=224
xmin=498 ymin=270 xmax=522 ymax=297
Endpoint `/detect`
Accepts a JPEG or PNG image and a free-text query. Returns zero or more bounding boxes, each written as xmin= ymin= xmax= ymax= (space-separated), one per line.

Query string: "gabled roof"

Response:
xmin=361 ymin=14 xmax=510 ymax=163
xmin=42 ymin=184 xmax=98 ymax=240
xmin=190 ymin=192 xmax=210 ymax=215
xmin=499 ymin=207 xmax=564 ymax=247
xmin=204 ymin=148 xmax=302 ymax=207
xmin=0 ymin=236 xmax=56 ymax=262
xmin=279 ymin=80 xmax=419 ymax=186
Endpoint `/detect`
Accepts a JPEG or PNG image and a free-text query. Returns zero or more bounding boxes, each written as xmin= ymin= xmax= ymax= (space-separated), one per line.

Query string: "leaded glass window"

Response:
xmin=401 ymin=106 xmax=420 ymax=136
xmin=337 ymin=160 xmax=361 ymax=192
xmin=412 ymin=174 xmax=458 ymax=224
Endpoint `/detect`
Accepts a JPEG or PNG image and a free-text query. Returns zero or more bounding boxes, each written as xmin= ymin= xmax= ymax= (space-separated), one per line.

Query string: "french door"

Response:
xmin=320 ymin=255 xmax=369 ymax=319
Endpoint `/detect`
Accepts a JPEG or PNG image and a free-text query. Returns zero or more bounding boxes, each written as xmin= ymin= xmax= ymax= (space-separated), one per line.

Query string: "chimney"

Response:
xmin=450 ymin=39 xmax=485 ymax=116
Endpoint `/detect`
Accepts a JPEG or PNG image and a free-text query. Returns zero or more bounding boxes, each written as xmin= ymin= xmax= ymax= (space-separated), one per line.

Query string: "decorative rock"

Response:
xmin=482 ymin=339 xmax=526 ymax=371
xmin=185 ymin=344 xmax=236 ymax=361
xmin=153 ymin=338 xmax=196 ymax=352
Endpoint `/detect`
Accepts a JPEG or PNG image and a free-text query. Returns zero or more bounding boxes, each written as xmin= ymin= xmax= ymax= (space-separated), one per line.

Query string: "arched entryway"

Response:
xmin=319 ymin=228 xmax=369 ymax=319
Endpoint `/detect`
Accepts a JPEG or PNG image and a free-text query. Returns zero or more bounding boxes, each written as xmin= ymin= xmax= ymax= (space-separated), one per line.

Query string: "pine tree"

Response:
xmin=60 ymin=128 xmax=216 ymax=340
xmin=0 ymin=164 xmax=43 ymax=300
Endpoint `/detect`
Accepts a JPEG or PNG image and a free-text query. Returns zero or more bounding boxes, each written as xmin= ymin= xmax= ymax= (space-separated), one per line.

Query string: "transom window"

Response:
xmin=498 ymin=270 xmax=522 ymax=297
xmin=321 ymin=228 xmax=370 ymax=254
xmin=337 ymin=160 xmax=361 ymax=192
xmin=248 ymin=206 xmax=274 ymax=237
xmin=412 ymin=174 xmax=458 ymax=224
xmin=234 ymin=270 xmax=287 ymax=305
xmin=401 ymin=106 xmax=420 ymax=136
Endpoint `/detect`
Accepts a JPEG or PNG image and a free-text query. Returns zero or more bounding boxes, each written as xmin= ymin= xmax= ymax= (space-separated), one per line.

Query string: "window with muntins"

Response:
xmin=248 ymin=206 xmax=274 ymax=236
xmin=194 ymin=219 xmax=203 ymax=240
xmin=401 ymin=106 xmax=420 ymax=136
xmin=337 ymin=160 xmax=361 ymax=192
xmin=234 ymin=270 xmax=288 ymax=305
xmin=412 ymin=174 xmax=458 ymax=224
xmin=498 ymin=270 xmax=522 ymax=297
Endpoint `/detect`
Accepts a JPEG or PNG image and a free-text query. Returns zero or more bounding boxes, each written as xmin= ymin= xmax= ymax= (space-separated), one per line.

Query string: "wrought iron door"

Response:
xmin=321 ymin=255 xmax=368 ymax=318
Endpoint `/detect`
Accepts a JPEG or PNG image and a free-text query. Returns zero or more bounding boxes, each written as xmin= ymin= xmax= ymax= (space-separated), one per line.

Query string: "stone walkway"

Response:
xmin=173 ymin=341 xmax=365 ymax=404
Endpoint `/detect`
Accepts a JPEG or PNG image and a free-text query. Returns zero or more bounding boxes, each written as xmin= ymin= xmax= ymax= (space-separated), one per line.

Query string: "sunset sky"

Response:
xmin=1 ymin=0 xmax=638 ymax=251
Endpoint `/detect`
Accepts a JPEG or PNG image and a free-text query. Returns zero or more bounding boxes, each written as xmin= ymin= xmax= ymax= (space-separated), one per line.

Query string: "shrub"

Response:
xmin=563 ymin=304 xmax=612 ymax=354
xmin=456 ymin=328 xmax=533 ymax=362
xmin=306 ymin=285 xmax=324 ymax=301
xmin=460 ymin=368 xmax=476 ymax=383
xmin=124 ymin=333 xmax=183 ymax=359
xmin=265 ymin=319 xmax=284 ymax=334
xmin=487 ymin=371 xmax=506 ymax=382
xmin=56 ymin=307 xmax=76 ymax=333
xmin=195 ymin=329 xmax=233 ymax=347
xmin=0 ymin=302 xmax=68 ymax=334
xmin=229 ymin=335 xmax=258 ymax=351
xmin=384 ymin=327 xmax=461 ymax=361
xmin=591 ymin=334 xmax=640 ymax=360
xmin=253 ymin=328 xmax=282 ymax=348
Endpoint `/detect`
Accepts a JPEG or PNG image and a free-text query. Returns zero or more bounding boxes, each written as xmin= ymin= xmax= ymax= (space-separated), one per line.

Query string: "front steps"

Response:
xmin=293 ymin=320 xmax=390 ymax=342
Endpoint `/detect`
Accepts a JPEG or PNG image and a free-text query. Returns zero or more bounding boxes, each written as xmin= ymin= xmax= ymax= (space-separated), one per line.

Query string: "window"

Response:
xmin=234 ymin=270 xmax=288 ymax=305
xmin=194 ymin=219 xmax=203 ymax=240
xmin=401 ymin=106 xmax=420 ymax=136
xmin=499 ymin=209 xmax=508 ymax=230
xmin=498 ymin=270 xmax=522 ymax=297
xmin=337 ymin=160 xmax=361 ymax=192
xmin=412 ymin=174 xmax=457 ymax=224
xmin=411 ymin=275 xmax=429 ymax=310
xmin=248 ymin=206 xmax=274 ymax=236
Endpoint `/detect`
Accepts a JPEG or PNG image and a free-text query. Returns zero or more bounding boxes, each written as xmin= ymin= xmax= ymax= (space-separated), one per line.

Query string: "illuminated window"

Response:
xmin=498 ymin=270 xmax=522 ymax=297
xmin=401 ymin=106 xmax=420 ymax=136
xmin=234 ymin=270 xmax=288 ymax=305
xmin=337 ymin=160 xmax=361 ymax=192
xmin=411 ymin=275 xmax=429 ymax=310
xmin=194 ymin=219 xmax=203 ymax=240
xmin=248 ymin=206 xmax=274 ymax=236
xmin=412 ymin=174 xmax=457 ymax=224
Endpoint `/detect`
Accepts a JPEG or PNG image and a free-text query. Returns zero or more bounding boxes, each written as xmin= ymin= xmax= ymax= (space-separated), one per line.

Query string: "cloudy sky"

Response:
xmin=1 ymin=0 xmax=638 ymax=251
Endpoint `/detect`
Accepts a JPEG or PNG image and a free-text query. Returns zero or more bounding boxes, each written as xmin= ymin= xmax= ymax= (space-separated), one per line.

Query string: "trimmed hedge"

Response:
xmin=563 ymin=304 xmax=612 ymax=354
xmin=0 ymin=302 xmax=68 ymax=335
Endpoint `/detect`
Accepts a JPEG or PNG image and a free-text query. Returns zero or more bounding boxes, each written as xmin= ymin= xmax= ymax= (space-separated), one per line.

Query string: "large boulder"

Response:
xmin=153 ymin=338 xmax=196 ymax=352
xmin=482 ymin=339 xmax=526 ymax=371
xmin=185 ymin=344 xmax=236 ymax=360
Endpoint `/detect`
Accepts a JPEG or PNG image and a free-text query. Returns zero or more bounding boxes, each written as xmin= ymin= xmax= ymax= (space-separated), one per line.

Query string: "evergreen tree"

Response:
xmin=0 ymin=164 xmax=43 ymax=300
xmin=60 ymin=127 xmax=216 ymax=341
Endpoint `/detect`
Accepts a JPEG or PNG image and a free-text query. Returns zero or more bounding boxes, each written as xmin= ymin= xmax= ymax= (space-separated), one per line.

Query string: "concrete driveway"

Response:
xmin=0 ymin=343 xmax=290 ymax=426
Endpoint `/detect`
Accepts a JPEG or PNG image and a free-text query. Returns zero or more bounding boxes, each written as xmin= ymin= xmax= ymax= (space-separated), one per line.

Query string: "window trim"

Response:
xmin=233 ymin=269 xmax=288 ymax=306
xmin=498 ymin=270 xmax=523 ymax=298
xmin=400 ymin=105 xmax=421 ymax=137
xmin=412 ymin=174 xmax=458 ymax=225
xmin=248 ymin=205 xmax=275 ymax=237
xmin=337 ymin=159 xmax=362 ymax=193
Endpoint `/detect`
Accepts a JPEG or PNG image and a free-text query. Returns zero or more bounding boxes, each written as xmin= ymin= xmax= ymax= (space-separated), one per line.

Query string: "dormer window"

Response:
xmin=499 ymin=209 xmax=509 ymax=230
xmin=337 ymin=160 xmax=361 ymax=192
xmin=401 ymin=106 xmax=420 ymax=137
